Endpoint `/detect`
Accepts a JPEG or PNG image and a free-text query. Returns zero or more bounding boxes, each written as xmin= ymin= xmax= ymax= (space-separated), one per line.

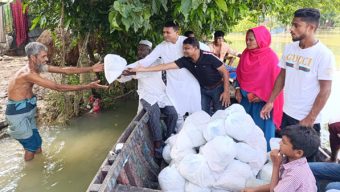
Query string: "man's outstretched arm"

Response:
xmin=47 ymin=62 xmax=104 ymax=75
xmin=129 ymin=62 xmax=178 ymax=72
xmin=25 ymin=73 xmax=107 ymax=91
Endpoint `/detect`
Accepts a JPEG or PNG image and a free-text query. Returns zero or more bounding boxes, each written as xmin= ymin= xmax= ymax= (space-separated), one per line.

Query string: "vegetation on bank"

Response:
xmin=23 ymin=0 xmax=340 ymax=123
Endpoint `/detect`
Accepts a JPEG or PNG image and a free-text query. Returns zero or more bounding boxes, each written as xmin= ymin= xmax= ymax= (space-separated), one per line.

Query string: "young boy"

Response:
xmin=242 ymin=125 xmax=320 ymax=192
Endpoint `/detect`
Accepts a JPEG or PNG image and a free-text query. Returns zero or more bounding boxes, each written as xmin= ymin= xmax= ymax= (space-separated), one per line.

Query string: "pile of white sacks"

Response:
xmin=158 ymin=104 xmax=274 ymax=192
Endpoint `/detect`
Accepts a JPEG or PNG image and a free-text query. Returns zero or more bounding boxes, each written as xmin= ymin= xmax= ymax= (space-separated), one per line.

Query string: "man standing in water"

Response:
xmin=260 ymin=8 xmax=336 ymax=161
xmin=5 ymin=42 xmax=107 ymax=161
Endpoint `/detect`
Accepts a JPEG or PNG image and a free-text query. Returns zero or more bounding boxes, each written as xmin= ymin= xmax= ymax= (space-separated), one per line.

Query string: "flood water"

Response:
xmin=0 ymin=99 xmax=137 ymax=192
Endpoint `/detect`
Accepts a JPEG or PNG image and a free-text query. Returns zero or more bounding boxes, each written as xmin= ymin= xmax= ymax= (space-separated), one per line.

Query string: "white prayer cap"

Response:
xmin=139 ymin=40 xmax=152 ymax=48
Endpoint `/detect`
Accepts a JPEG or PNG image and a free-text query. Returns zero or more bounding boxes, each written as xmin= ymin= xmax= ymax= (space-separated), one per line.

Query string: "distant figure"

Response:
xmin=118 ymin=40 xmax=178 ymax=158
xmin=242 ymin=125 xmax=320 ymax=192
xmin=209 ymin=30 xmax=240 ymax=62
xmin=183 ymin=30 xmax=210 ymax=52
xmin=235 ymin=26 xmax=283 ymax=151
xmin=5 ymin=42 xmax=107 ymax=161
xmin=183 ymin=30 xmax=195 ymax=38
xmin=260 ymin=8 xmax=336 ymax=161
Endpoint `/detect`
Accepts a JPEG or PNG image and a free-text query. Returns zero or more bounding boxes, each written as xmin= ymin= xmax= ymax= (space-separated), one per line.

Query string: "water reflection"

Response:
xmin=0 ymin=99 xmax=137 ymax=192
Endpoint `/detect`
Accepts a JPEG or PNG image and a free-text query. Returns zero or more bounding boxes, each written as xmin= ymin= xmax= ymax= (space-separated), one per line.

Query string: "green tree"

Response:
xmin=25 ymin=0 xmax=340 ymax=123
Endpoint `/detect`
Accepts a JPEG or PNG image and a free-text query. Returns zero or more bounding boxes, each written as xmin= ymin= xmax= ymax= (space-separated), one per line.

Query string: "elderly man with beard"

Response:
xmin=5 ymin=42 xmax=107 ymax=161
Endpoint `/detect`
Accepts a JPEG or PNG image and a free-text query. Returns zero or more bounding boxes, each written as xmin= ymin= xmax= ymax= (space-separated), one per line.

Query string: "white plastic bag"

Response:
xmin=211 ymin=189 xmax=232 ymax=192
xmin=165 ymin=134 xmax=178 ymax=148
xmin=181 ymin=111 xmax=210 ymax=147
xmin=243 ymin=125 xmax=267 ymax=152
xmin=245 ymin=178 xmax=269 ymax=188
xmin=224 ymin=113 xmax=254 ymax=141
xmin=226 ymin=160 xmax=254 ymax=179
xmin=158 ymin=164 xmax=186 ymax=192
xmin=214 ymin=172 xmax=246 ymax=191
xmin=224 ymin=103 xmax=246 ymax=116
xmin=185 ymin=182 xmax=211 ymax=192
xmin=178 ymin=154 xmax=215 ymax=187
xmin=162 ymin=144 xmax=172 ymax=164
xmin=211 ymin=110 xmax=228 ymax=120
xmin=257 ymin=162 xmax=273 ymax=182
xmin=181 ymin=121 xmax=207 ymax=147
xmin=200 ymin=136 xmax=236 ymax=172
xmin=170 ymin=130 xmax=196 ymax=164
xmin=269 ymin=137 xmax=281 ymax=150
xmin=235 ymin=142 xmax=258 ymax=163
xmin=203 ymin=119 xmax=226 ymax=142
xmin=104 ymin=54 xmax=127 ymax=84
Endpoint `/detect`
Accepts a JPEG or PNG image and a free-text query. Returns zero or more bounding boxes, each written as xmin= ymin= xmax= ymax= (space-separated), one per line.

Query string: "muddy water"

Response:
xmin=0 ymin=99 xmax=137 ymax=192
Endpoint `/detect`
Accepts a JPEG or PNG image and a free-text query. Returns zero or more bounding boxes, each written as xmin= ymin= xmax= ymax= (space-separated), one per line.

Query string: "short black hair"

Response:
xmin=281 ymin=125 xmax=320 ymax=158
xmin=184 ymin=30 xmax=194 ymax=37
xmin=183 ymin=37 xmax=200 ymax=49
xmin=164 ymin=21 xmax=179 ymax=31
xmin=294 ymin=8 xmax=320 ymax=28
xmin=214 ymin=31 xmax=225 ymax=38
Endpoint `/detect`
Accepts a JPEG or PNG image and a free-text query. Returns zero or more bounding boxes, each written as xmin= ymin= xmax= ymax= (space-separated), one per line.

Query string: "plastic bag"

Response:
xmin=185 ymin=182 xmax=211 ymax=192
xmin=235 ymin=142 xmax=258 ymax=163
xmin=158 ymin=164 xmax=186 ymax=192
xmin=163 ymin=144 xmax=172 ymax=164
xmin=257 ymin=162 xmax=273 ymax=182
xmin=200 ymin=136 xmax=236 ymax=172
xmin=178 ymin=154 xmax=215 ymax=187
xmin=224 ymin=113 xmax=254 ymax=141
xmin=203 ymin=119 xmax=226 ymax=142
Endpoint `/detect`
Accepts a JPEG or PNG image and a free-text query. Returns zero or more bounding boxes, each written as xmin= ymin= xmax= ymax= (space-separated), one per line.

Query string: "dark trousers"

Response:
xmin=280 ymin=112 xmax=321 ymax=162
xmin=201 ymin=84 xmax=224 ymax=116
xmin=329 ymin=122 xmax=340 ymax=161
xmin=140 ymin=99 xmax=178 ymax=141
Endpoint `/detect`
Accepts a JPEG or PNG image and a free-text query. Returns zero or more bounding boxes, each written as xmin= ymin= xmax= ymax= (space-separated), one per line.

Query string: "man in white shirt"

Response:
xmin=260 ymin=8 xmax=336 ymax=161
xmin=130 ymin=21 xmax=201 ymax=129
xmin=118 ymin=40 xmax=177 ymax=158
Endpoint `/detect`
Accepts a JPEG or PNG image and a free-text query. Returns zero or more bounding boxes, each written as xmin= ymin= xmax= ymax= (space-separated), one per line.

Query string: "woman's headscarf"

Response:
xmin=236 ymin=26 xmax=284 ymax=128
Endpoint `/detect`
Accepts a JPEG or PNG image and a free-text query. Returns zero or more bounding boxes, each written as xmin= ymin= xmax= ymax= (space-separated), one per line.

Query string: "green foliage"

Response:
xmin=25 ymin=0 xmax=340 ymax=117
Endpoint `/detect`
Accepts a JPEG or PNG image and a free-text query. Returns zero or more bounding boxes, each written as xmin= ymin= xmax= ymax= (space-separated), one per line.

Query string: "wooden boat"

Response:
xmin=87 ymin=110 xmax=162 ymax=192
xmin=87 ymin=106 xmax=334 ymax=192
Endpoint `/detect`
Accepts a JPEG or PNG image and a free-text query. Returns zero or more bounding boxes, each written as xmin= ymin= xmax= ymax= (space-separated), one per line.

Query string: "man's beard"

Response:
xmin=292 ymin=33 xmax=306 ymax=42
xmin=37 ymin=63 xmax=44 ymax=73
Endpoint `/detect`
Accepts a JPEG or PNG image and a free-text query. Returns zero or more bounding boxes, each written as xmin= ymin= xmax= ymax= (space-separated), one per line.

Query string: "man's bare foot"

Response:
xmin=24 ymin=150 xmax=35 ymax=161
xmin=35 ymin=147 xmax=42 ymax=154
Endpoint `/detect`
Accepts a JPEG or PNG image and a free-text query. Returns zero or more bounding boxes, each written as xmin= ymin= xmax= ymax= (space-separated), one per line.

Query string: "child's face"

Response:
xmin=279 ymin=135 xmax=304 ymax=160
xmin=279 ymin=136 xmax=295 ymax=157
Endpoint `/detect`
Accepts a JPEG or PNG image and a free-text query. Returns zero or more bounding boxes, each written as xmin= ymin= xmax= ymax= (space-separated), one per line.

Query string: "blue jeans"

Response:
xmin=201 ymin=84 xmax=224 ymax=116
xmin=309 ymin=162 xmax=340 ymax=191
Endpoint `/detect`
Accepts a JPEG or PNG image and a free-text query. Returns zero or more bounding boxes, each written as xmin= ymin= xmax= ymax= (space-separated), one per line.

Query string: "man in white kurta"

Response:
xmin=118 ymin=40 xmax=178 ymax=158
xmin=130 ymin=22 xmax=201 ymax=128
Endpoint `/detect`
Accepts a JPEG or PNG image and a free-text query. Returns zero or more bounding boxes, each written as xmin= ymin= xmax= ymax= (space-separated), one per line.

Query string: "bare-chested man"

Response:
xmin=5 ymin=42 xmax=107 ymax=161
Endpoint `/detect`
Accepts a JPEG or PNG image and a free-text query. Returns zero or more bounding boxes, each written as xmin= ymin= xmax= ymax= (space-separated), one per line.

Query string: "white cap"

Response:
xmin=139 ymin=40 xmax=152 ymax=48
